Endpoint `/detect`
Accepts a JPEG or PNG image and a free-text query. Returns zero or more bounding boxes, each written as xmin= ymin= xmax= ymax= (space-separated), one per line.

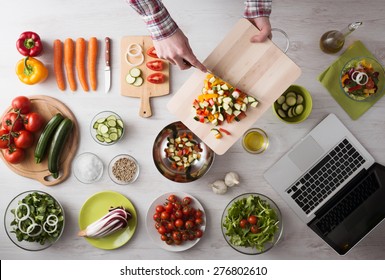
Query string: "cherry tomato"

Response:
xmin=172 ymin=231 xmax=182 ymax=241
xmin=185 ymin=220 xmax=195 ymax=230
xmin=173 ymin=201 xmax=182 ymax=210
xmin=168 ymin=194 xmax=177 ymax=203
xmin=160 ymin=211 xmax=170 ymax=221
xmin=23 ymin=112 xmax=44 ymax=132
xmin=250 ymin=225 xmax=260 ymax=234
xmin=165 ymin=202 xmax=174 ymax=213
xmin=146 ymin=60 xmax=163 ymax=71
xmin=167 ymin=222 xmax=175 ymax=231
xmin=195 ymin=217 xmax=203 ymax=225
xmin=174 ymin=239 xmax=183 ymax=245
xmin=154 ymin=222 xmax=162 ymax=230
xmin=0 ymin=129 xmax=11 ymax=149
xmin=195 ymin=209 xmax=203 ymax=218
xmin=13 ymin=130 xmax=34 ymax=149
xmin=4 ymin=146 xmax=25 ymax=164
xmin=248 ymin=215 xmax=258 ymax=225
xmin=157 ymin=225 xmax=167 ymax=235
xmin=175 ymin=209 xmax=183 ymax=219
xmin=239 ymin=219 xmax=248 ymax=229
xmin=146 ymin=46 xmax=158 ymax=58
xmin=153 ymin=213 xmax=161 ymax=222
xmin=155 ymin=205 xmax=165 ymax=213
xmin=165 ymin=238 xmax=174 ymax=245
xmin=182 ymin=196 xmax=192 ymax=205
xmin=195 ymin=229 xmax=203 ymax=238
xmin=182 ymin=205 xmax=191 ymax=216
xmin=182 ymin=232 xmax=189 ymax=241
xmin=147 ymin=73 xmax=165 ymax=84
xmin=11 ymin=96 xmax=31 ymax=114
xmin=161 ymin=234 xmax=168 ymax=242
xmin=174 ymin=218 xmax=184 ymax=228
xmin=2 ymin=112 xmax=24 ymax=132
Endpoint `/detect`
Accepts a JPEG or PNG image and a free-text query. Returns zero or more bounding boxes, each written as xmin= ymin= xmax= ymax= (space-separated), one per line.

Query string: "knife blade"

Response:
xmin=183 ymin=59 xmax=229 ymax=84
xmin=104 ymin=37 xmax=111 ymax=93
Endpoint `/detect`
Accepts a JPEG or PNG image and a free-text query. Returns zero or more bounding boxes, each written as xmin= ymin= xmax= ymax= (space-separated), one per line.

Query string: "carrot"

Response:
xmin=64 ymin=38 xmax=77 ymax=91
xmin=76 ymin=37 xmax=89 ymax=92
xmin=88 ymin=37 xmax=98 ymax=91
xmin=53 ymin=39 xmax=66 ymax=91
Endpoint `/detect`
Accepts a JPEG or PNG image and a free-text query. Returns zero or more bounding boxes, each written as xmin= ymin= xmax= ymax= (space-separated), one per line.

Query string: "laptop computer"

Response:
xmin=264 ymin=113 xmax=385 ymax=255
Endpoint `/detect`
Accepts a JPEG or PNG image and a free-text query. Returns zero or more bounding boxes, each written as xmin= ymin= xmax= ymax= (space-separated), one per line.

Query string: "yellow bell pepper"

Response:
xmin=16 ymin=57 xmax=48 ymax=85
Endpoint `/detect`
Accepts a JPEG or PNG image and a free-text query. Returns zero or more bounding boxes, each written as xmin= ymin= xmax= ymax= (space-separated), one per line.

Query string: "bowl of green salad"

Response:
xmin=4 ymin=190 xmax=65 ymax=251
xmin=221 ymin=193 xmax=283 ymax=255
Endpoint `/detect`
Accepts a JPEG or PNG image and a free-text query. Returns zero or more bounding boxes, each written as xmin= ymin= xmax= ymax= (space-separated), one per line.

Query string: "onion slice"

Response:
xmin=15 ymin=203 xmax=30 ymax=221
xmin=46 ymin=214 xmax=59 ymax=226
xmin=27 ymin=223 xmax=43 ymax=237
xmin=43 ymin=221 xmax=58 ymax=234
xmin=125 ymin=52 xmax=144 ymax=67
xmin=352 ymin=71 xmax=368 ymax=85
xmin=127 ymin=43 xmax=143 ymax=57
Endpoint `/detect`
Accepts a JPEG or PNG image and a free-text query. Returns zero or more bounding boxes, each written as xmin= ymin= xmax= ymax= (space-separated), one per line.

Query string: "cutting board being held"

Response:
xmin=0 ymin=95 xmax=79 ymax=186
xmin=120 ymin=36 xmax=170 ymax=118
xmin=167 ymin=19 xmax=302 ymax=155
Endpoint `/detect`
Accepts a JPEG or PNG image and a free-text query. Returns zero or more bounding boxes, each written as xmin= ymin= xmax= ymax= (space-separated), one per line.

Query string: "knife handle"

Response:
xmin=105 ymin=37 xmax=111 ymax=67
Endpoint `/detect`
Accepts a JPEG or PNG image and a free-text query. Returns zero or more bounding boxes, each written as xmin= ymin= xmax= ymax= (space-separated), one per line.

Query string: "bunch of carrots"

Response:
xmin=53 ymin=37 xmax=98 ymax=92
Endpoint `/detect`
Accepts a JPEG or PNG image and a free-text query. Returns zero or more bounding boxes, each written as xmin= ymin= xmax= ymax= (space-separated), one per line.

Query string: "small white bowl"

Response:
xmin=108 ymin=154 xmax=139 ymax=185
xmin=73 ymin=152 xmax=104 ymax=184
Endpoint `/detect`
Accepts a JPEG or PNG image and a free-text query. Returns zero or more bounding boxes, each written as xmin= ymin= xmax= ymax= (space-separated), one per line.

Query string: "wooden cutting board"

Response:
xmin=167 ymin=19 xmax=302 ymax=155
xmin=0 ymin=95 xmax=79 ymax=186
xmin=120 ymin=36 xmax=170 ymax=118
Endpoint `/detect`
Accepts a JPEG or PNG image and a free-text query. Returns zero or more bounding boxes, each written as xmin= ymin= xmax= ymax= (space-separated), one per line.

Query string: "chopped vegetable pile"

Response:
xmin=341 ymin=59 xmax=380 ymax=100
xmin=10 ymin=192 xmax=64 ymax=245
xmin=164 ymin=132 xmax=202 ymax=171
xmin=222 ymin=194 xmax=280 ymax=252
xmin=192 ymin=74 xmax=258 ymax=139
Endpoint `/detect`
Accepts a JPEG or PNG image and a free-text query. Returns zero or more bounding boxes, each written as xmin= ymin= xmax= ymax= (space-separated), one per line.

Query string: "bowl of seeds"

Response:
xmin=108 ymin=154 xmax=139 ymax=184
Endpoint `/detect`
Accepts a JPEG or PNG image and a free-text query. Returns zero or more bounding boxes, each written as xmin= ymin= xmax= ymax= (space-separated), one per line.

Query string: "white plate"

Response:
xmin=146 ymin=192 xmax=206 ymax=252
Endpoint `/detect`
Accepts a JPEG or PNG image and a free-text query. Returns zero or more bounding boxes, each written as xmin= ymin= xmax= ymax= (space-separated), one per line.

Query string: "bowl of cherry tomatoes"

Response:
xmin=146 ymin=192 xmax=206 ymax=252
xmin=0 ymin=96 xmax=44 ymax=164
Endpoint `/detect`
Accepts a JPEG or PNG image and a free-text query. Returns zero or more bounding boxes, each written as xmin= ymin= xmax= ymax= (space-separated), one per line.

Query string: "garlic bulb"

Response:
xmin=209 ymin=180 xmax=228 ymax=194
xmin=224 ymin=171 xmax=240 ymax=187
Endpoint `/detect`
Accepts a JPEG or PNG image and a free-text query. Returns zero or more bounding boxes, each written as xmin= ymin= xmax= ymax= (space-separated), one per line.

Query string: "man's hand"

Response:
xmin=249 ymin=17 xmax=272 ymax=42
xmin=153 ymin=29 xmax=207 ymax=72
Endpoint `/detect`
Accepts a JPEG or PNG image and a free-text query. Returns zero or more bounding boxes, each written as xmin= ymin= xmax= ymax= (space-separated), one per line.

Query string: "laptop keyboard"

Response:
xmin=286 ymin=138 xmax=366 ymax=214
xmin=315 ymin=172 xmax=379 ymax=235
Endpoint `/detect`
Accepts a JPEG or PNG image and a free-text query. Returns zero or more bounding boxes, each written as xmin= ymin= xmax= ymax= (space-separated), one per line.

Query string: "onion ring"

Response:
xmin=125 ymin=52 xmax=144 ymax=67
xmin=127 ymin=43 xmax=143 ymax=57
xmin=15 ymin=203 xmax=30 ymax=221
xmin=352 ymin=71 xmax=368 ymax=85
xmin=18 ymin=217 xmax=35 ymax=234
xmin=27 ymin=223 xmax=43 ymax=237
xmin=46 ymin=214 xmax=59 ymax=226
xmin=43 ymin=221 xmax=58 ymax=234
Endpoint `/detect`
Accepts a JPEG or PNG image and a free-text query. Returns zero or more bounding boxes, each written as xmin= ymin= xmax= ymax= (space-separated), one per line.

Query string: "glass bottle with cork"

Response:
xmin=320 ymin=22 xmax=362 ymax=54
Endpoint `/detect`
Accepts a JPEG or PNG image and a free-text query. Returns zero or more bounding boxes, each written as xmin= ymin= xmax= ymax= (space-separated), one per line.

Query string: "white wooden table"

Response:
xmin=1 ymin=0 xmax=385 ymax=260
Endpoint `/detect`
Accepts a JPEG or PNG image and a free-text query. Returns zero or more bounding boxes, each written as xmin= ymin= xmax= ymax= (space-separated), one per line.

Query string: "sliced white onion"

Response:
xmin=43 ymin=221 xmax=58 ymax=234
xmin=352 ymin=71 xmax=368 ymax=85
xmin=125 ymin=52 xmax=144 ymax=67
xmin=15 ymin=203 xmax=30 ymax=221
xmin=127 ymin=43 xmax=143 ymax=57
xmin=18 ymin=217 xmax=34 ymax=234
xmin=27 ymin=223 xmax=43 ymax=237
xmin=46 ymin=214 xmax=59 ymax=226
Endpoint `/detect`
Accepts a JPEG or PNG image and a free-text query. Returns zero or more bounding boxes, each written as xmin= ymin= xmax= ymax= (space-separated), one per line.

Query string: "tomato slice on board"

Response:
xmin=146 ymin=60 xmax=163 ymax=71
xmin=146 ymin=46 xmax=158 ymax=58
xmin=147 ymin=73 xmax=165 ymax=84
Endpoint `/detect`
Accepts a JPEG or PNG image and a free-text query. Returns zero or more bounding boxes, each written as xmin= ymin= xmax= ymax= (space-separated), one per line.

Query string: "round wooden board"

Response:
xmin=0 ymin=95 xmax=79 ymax=186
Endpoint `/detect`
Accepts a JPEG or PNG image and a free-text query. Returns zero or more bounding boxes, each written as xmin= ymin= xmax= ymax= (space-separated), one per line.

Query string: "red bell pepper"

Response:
xmin=16 ymin=31 xmax=43 ymax=57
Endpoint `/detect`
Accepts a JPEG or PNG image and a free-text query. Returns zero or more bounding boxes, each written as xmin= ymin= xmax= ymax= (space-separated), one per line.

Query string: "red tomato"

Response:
xmin=2 ymin=112 xmax=24 ymax=132
xmin=12 ymin=96 xmax=31 ymax=114
xmin=165 ymin=202 xmax=174 ymax=213
xmin=172 ymin=231 xmax=182 ymax=241
xmin=182 ymin=205 xmax=191 ymax=216
xmin=147 ymin=73 xmax=165 ymax=84
xmin=248 ymin=215 xmax=258 ymax=225
xmin=13 ymin=130 xmax=34 ymax=149
xmin=174 ymin=219 xmax=184 ymax=228
xmin=160 ymin=211 xmax=170 ymax=221
xmin=160 ymin=234 xmax=168 ymax=242
xmin=0 ymin=129 xmax=11 ymax=149
xmin=175 ymin=209 xmax=183 ymax=219
xmin=250 ymin=225 xmax=260 ymax=234
xmin=168 ymin=194 xmax=177 ymax=202
xmin=195 ymin=217 xmax=204 ymax=225
xmin=24 ymin=112 xmax=44 ymax=132
xmin=157 ymin=225 xmax=167 ymax=235
xmin=146 ymin=46 xmax=158 ymax=58
xmin=195 ymin=229 xmax=203 ymax=238
xmin=146 ymin=60 xmax=163 ymax=71
xmin=239 ymin=219 xmax=248 ymax=228
xmin=153 ymin=213 xmax=161 ymax=222
xmin=182 ymin=196 xmax=192 ymax=205
xmin=4 ymin=146 xmax=25 ymax=164
xmin=195 ymin=209 xmax=203 ymax=218
xmin=155 ymin=205 xmax=165 ymax=213
xmin=185 ymin=220 xmax=195 ymax=229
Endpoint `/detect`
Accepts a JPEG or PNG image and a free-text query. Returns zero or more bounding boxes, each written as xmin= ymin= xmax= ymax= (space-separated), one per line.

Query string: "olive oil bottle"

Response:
xmin=320 ymin=22 xmax=362 ymax=54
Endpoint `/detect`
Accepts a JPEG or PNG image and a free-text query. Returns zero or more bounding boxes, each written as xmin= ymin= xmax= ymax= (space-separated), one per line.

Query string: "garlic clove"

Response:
xmin=209 ymin=180 xmax=228 ymax=194
xmin=224 ymin=171 xmax=240 ymax=187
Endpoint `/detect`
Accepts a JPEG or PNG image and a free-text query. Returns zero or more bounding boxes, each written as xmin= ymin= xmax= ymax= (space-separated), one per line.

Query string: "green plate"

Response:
xmin=78 ymin=190 xmax=137 ymax=250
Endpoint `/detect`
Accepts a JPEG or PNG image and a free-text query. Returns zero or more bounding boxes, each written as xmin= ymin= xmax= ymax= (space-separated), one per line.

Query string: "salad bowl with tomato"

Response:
xmin=340 ymin=57 xmax=385 ymax=101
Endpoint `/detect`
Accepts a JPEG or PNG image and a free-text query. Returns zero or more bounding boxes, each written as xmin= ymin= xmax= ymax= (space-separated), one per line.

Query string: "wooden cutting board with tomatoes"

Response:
xmin=0 ymin=95 xmax=79 ymax=186
xmin=120 ymin=36 xmax=170 ymax=118
xmin=167 ymin=19 xmax=302 ymax=155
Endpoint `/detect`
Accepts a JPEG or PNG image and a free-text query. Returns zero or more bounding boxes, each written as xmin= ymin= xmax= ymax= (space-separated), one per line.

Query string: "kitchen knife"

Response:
xmin=104 ymin=37 xmax=111 ymax=93
xmin=183 ymin=59 xmax=229 ymax=84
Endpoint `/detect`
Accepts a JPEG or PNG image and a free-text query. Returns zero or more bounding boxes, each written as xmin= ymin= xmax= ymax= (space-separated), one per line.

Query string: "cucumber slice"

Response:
xmin=277 ymin=95 xmax=286 ymax=105
xmin=125 ymin=74 xmax=136 ymax=84
xmin=286 ymin=96 xmax=297 ymax=106
xmin=296 ymin=94 xmax=304 ymax=104
xmin=282 ymin=103 xmax=289 ymax=111
xmin=295 ymin=104 xmax=304 ymax=115
xmin=130 ymin=67 xmax=142 ymax=78
xmin=117 ymin=120 xmax=124 ymax=128
xmin=133 ymin=77 xmax=144 ymax=87
xmin=277 ymin=109 xmax=287 ymax=118
xmin=285 ymin=92 xmax=297 ymax=99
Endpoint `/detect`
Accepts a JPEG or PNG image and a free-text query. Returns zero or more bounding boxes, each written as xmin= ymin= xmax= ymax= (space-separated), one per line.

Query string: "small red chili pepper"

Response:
xmin=16 ymin=31 xmax=43 ymax=57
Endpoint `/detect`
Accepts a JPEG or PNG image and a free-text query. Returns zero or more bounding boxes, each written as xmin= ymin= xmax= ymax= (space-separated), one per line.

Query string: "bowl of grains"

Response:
xmin=108 ymin=154 xmax=139 ymax=184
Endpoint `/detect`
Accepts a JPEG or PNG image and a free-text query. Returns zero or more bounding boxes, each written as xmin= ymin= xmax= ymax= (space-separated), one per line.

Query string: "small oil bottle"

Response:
xmin=320 ymin=22 xmax=362 ymax=54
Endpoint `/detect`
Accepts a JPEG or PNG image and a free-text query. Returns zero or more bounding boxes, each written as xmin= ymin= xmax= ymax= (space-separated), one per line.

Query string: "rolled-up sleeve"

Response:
xmin=243 ymin=0 xmax=272 ymax=18
xmin=127 ymin=0 xmax=179 ymax=40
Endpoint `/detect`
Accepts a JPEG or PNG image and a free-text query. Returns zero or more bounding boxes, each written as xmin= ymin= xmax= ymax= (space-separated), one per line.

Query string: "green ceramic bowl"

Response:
xmin=272 ymin=84 xmax=312 ymax=124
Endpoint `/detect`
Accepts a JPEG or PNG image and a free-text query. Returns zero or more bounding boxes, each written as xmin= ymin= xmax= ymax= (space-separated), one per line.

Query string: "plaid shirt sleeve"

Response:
xmin=126 ymin=0 xmax=179 ymax=40
xmin=243 ymin=0 xmax=272 ymax=18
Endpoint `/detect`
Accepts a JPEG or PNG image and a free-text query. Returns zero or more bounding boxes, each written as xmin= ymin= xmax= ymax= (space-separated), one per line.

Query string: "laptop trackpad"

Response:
xmin=288 ymin=136 xmax=324 ymax=172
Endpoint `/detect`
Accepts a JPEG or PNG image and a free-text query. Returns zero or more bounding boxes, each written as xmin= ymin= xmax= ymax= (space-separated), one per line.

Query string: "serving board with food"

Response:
xmin=167 ymin=19 xmax=301 ymax=155
xmin=0 ymin=95 xmax=79 ymax=186
xmin=120 ymin=36 xmax=170 ymax=118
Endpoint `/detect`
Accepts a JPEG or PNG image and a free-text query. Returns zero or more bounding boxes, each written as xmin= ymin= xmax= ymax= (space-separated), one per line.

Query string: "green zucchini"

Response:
xmin=48 ymin=118 xmax=73 ymax=179
xmin=34 ymin=113 xmax=64 ymax=163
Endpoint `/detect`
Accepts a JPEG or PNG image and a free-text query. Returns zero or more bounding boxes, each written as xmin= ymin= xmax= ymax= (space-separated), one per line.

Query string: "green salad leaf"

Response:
xmin=222 ymin=195 xmax=280 ymax=252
